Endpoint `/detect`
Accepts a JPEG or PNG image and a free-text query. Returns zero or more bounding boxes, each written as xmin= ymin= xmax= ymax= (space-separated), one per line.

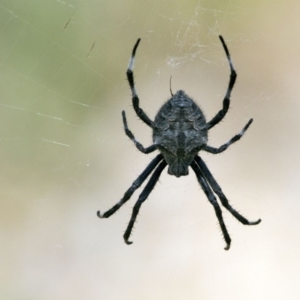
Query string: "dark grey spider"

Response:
xmin=97 ymin=36 xmax=261 ymax=250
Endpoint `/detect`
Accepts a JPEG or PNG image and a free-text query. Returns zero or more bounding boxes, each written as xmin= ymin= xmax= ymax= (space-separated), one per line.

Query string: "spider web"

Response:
xmin=1 ymin=1 xmax=300 ymax=299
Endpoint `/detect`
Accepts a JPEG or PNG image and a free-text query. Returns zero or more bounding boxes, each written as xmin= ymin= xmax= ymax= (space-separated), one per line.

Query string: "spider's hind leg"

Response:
xmin=191 ymin=160 xmax=231 ymax=250
xmin=124 ymin=160 xmax=167 ymax=244
xmin=97 ymin=154 xmax=163 ymax=219
xmin=195 ymin=156 xmax=261 ymax=226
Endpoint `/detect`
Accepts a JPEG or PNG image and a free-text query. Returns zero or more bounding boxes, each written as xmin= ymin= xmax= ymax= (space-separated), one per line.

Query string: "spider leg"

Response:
xmin=206 ymin=35 xmax=237 ymax=130
xmin=122 ymin=111 xmax=157 ymax=154
xmin=204 ymin=118 xmax=253 ymax=154
xmin=191 ymin=160 xmax=231 ymax=250
xmin=126 ymin=38 xmax=154 ymax=128
xmin=124 ymin=160 xmax=167 ymax=245
xmin=97 ymin=154 xmax=163 ymax=218
xmin=195 ymin=156 xmax=261 ymax=225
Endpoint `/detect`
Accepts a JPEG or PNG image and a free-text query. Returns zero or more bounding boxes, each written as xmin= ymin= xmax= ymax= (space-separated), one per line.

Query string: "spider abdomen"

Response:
xmin=153 ymin=90 xmax=208 ymax=177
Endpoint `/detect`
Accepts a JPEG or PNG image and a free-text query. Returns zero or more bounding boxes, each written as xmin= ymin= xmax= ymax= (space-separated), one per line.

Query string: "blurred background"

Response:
xmin=1 ymin=0 xmax=300 ymax=299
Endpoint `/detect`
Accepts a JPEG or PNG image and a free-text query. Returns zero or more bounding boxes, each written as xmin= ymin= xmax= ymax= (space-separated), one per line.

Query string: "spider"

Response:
xmin=97 ymin=35 xmax=261 ymax=250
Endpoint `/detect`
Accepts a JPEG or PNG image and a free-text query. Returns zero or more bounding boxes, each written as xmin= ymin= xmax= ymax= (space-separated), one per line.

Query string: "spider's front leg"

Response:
xmin=126 ymin=38 xmax=154 ymax=128
xmin=206 ymin=35 xmax=237 ymax=130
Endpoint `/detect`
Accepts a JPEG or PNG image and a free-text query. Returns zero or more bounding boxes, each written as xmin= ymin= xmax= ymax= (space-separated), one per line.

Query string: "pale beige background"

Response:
xmin=0 ymin=1 xmax=299 ymax=299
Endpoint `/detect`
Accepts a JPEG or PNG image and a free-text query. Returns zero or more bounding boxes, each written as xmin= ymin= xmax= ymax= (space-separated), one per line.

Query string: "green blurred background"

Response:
xmin=1 ymin=0 xmax=300 ymax=299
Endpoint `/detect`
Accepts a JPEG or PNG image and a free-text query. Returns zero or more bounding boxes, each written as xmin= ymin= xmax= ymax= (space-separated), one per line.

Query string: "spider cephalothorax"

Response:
xmin=97 ymin=36 xmax=261 ymax=250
